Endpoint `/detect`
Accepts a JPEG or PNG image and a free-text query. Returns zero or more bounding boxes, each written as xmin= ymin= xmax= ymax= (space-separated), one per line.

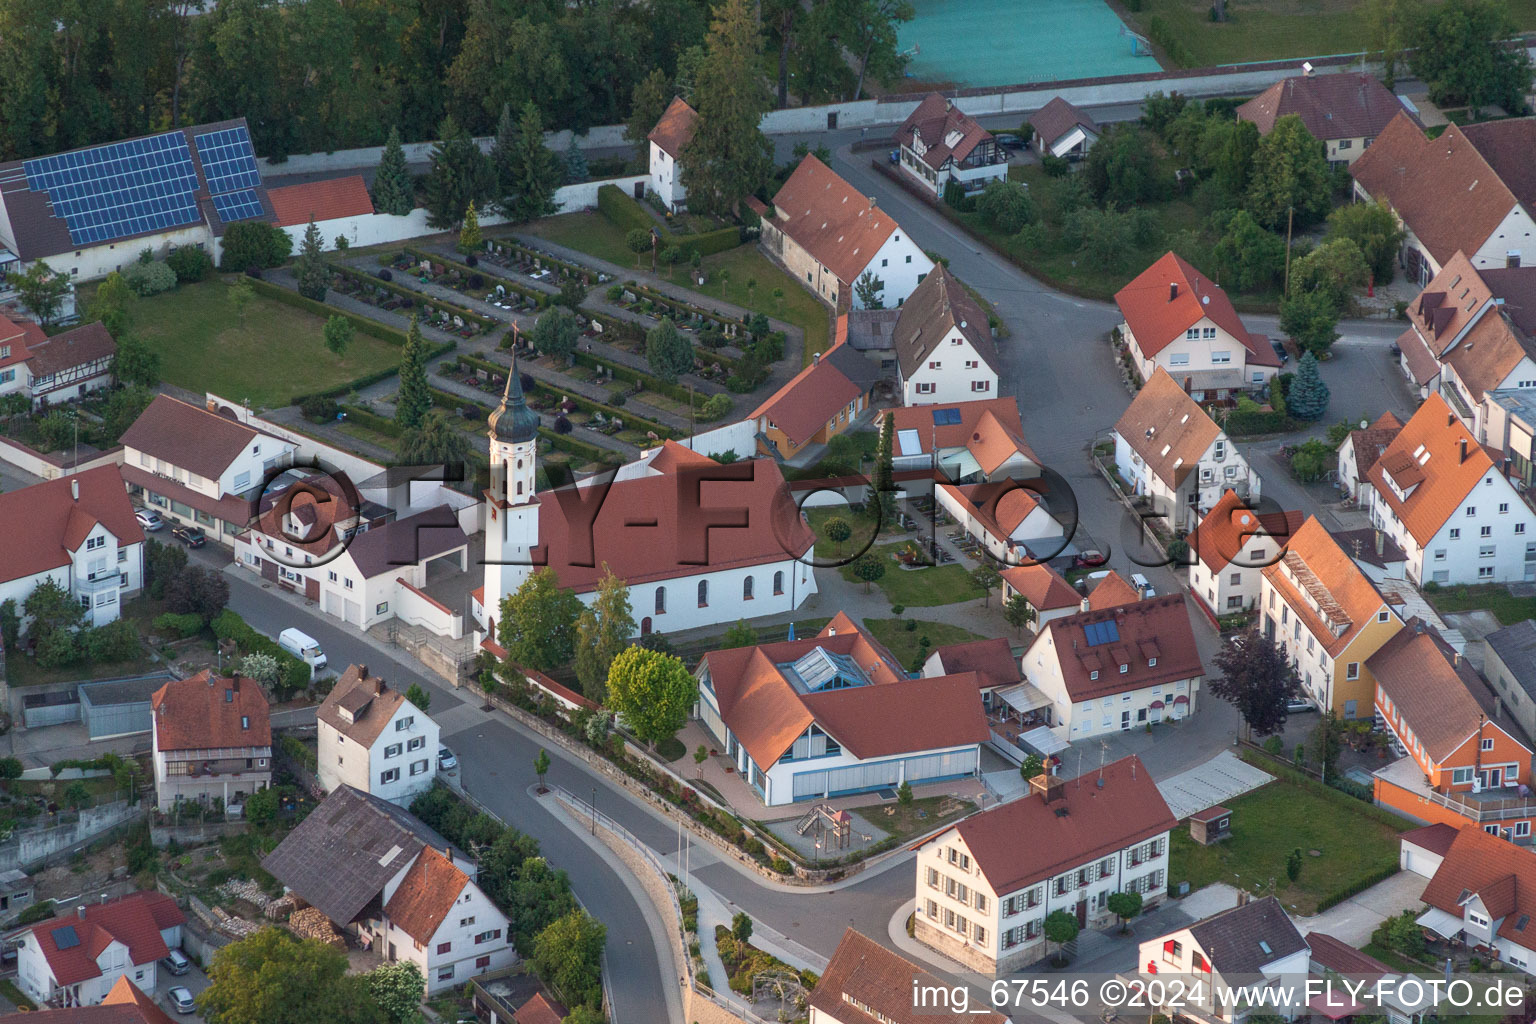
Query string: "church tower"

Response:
xmin=484 ymin=359 xmax=541 ymax=624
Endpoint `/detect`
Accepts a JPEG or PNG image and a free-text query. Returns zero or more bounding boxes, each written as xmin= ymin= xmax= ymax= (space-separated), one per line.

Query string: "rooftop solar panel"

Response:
xmin=194 ymin=126 xmax=262 ymax=194
xmin=1084 ymin=620 xmax=1120 ymax=647
xmin=211 ymin=188 xmax=266 ymax=224
xmin=931 ymin=408 xmax=962 ymax=426
xmin=53 ymin=925 xmax=79 ymax=950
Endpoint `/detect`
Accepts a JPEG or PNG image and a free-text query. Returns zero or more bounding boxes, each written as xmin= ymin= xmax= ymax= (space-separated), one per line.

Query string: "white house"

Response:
xmin=1185 ymin=489 xmax=1303 ymax=615
xmin=1238 ymin=72 xmax=1413 ymax=167
xmin=892 ymin=264 xmax=1001 ymax=405
xmin=16 ymin=891 xmax=184 ymax=1008
xmin=913 ymin=757 xmax=1175 ymax=973
xmin=1114 ymin=368 xmax=1261 ymax=534
xmin=647 ymin=97 xmax=698 ymax=213
xmin=150 ymin=672 xmax=272 ymax=814
xmin=884 ymin=399 xmax=1041 ymax=486
xmin=0 ymin=314 xmax=116 ymax=411
xmin=1417 ymin=823 xmax=1536 ymax=973
xmin=809 ymin=928 xmax=1012 ymax=1024
xmin=759 ymin=155 xmax=933 ymax=311
xmin=1337 ymin=411 xmax=1404 ymax=502
xmin=120 ymin=394 xmax=297 ymax=546
xmin=266 ymin=176 xmax=377 ymax=250
xmin=936 ymin=481 xmax=1067 ymax=566
xmin=375 ymin=845 xmax=515 ymax=994
xmin=999 ymin=563 xmax=1082 ymax=633
xmin=1029 ymin=97 xmax=1100 ymax=161
xmin=0 ymin=466 xmax=145 ymax=629
xmin=1363 ymin=394 xmax=1536 ymax=585
xmin=895 ymin=93 xmax=1009 ymax=198
xmin=694 ymin=612 xmax=989 ymax=806
xmin=317 ymin=664 xmax=439 ymax=806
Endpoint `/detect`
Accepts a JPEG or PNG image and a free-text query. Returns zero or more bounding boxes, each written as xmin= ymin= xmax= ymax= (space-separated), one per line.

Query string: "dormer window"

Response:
xmin=1149 ymin=657 xmax=1158 ymax=667
xmin=224 ymin=689 xmax=233 ymax=703
xmin=1119 ymin=664 xmax=1128 ymax=674
xmin=240 ymin=716 xmax=249 ymax=729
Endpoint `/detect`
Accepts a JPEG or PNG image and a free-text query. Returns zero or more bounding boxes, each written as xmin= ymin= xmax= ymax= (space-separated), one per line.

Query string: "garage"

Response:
xmin=344 ymin=599 xmax=361 ymax=625
xmin=324 ymin=590 xmax=341 ymax=618
xmin=1400 ymin=822 xmax=1457 ymax=878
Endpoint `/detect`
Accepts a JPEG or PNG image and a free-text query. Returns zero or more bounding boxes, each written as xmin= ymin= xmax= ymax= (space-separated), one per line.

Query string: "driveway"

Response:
xmin=1295 ymin=869 xmax=1428 ymax=946
xmin=155 ymin=958 xmax=209 ymax=1022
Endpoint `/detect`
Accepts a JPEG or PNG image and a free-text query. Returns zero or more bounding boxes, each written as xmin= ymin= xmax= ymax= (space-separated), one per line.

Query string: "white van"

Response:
xmin=1130 ymin=572 xmax=1156 ymax=597
xmin=278 ymin=628 xmax=327 ymax=673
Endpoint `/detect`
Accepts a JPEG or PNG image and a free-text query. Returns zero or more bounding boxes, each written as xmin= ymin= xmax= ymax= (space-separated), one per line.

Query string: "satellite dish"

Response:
xmin=1360 ymin=419 xmax=1369 ymax=429
xmin=1202 ymin=295 xmax=1211 ymax=305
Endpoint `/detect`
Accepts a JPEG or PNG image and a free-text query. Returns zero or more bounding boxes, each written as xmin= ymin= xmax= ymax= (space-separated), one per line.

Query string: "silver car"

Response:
xmin=167 ymin=986 xmax=196 ymax=1014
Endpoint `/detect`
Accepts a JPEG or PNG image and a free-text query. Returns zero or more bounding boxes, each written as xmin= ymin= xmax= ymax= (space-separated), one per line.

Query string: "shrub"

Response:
xmin=166 ymin=245 xmax=213 ymax=283
xmin=244 ymin=265 xmax=262 ymax=279
xmin=379 ymin=268 xmax=393 ymax=282
xmin=608 ymin=389 xmax=627 ymax=407
xmin=769 ymin=857 xmax=792 ymax=875
xmin=121 ymin=260 xmax=177 ymax=296
xmin=300 ymin=396 xmax=340 ymax=422
xmin=219 ymin=221 xmax=292 ymax=271
xmin=152 ymin=612 xmax=205 ymax=638
xmin=467 ymin=273 xmax=484 ymax=290
xmin=465 ymin=253 xmax=478 ymax=267
xmin=700 ymin=393 xmax=732 ymax=421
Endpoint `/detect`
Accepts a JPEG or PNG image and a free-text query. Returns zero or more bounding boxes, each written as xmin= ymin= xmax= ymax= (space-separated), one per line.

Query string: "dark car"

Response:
xmin=172 ymin=525 xmax=206 ymax=548
xmin=1271 ymin=338 xmax=1291 ymax=365
xmin=994 ymin=133 xmax=1027 ymax=152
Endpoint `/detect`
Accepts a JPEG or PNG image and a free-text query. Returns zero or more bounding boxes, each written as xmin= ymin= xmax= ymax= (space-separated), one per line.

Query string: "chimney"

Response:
xmin=1237 ymin=891 xmax=1250 ymax=907
xmin=1169 ymin=282 xmax=1179 ymax=302
xmin=1495 ymin=696 xmax=1503 ymax=719
xmin=98 ymin=893 xmax=107 ymax=905
xmin=1374 ymin=529 xmax=1384 ymax=557
xmin=1460 ymin=438 xmax=1469 ymax=464
xmin=77 ymin=905 xmax=86 ymax=920
xmin=867 ymin=195 xmax=877 ymax=209
xmin=1080 ymin=597 xmax=1090 ymax=613
xmin=812 ymin=351 xmax=821 ymax=365
xmin=1454 ymin=650 xmax=1462 ymax=668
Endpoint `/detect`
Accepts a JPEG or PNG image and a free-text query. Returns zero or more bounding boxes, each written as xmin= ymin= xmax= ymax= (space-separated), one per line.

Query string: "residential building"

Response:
xmin=748 ymin=334 xmax=880 ymax=461
xmin=999 ymin=563 xmax=1081 ymax=632
xmin=759 ymin=155 xmax=933 ymax=311
xmin=937 ymin=481 xmax=1068 ymax=566
xmin=923 ymin=637 xmax=1021 ymax=696
xmin=15 ymin=891 xmax=184 ymax=1008
xmin=1483 ymin=619 xmax=1536 ymax=742
xmin=473 ymin=371 xmax=817 ymax=641
xmin=1305 ymin=931 xmax=1425 ymax=1022
xmin=1136 ymin=896 xmax=1310 ymax=1023
xmin=1399 ymin=822 xmax=1459 ymax=877
xmin=893 ymin=264 xmax=1001 ymax=405
xmin=884 ymin=399 xmax=1041 ymax=485
xmin=0 ymin=314 xmax=116 ymax=410
xmin=1372 ymin=621 xmax=1536 ymax=838
xmin=150 ymin=671 xmax=271 ymax=813
xmin=1330 ymin=527 xmax=1408 ymax=583
xmin=647 ymin=97 xmax=698 ymax=213
xmin=317 ymin=664 xmax=439 ymax=806
xmin=1416 ymin=824 xmax=1536 ymax=971
xmin=262 ymin=785 xmax=513 ymax=994
xmin=1337 ymin=411 xmax=1403 ymax=502
xmin=265 ymin=175 xmax=376 ymax=250
xmin=1483 ymin=387 xmax=1536 ymax=490
xmin=694 ymin=612 xmax=989 ymax=806
xmin=1114 ymin=368 xmax=1261 ymax=533
xmin=5 ymin=976 xmax=176 ymax=1024
xmin=1362 ymin=394 xmax=1536 ymax=585
xmin=1184 ymin=489 xmax=1303 ymax=615
xmin=512 ymin=993 xmax=567 ymax=1024
xmin=1029 ymin=97 xmax=1100 ymax=160
xmin=809 ymin=927 xmax=1010 ymax=1024
xmin=1350 ymin=114 xmax=1536 ymax=284
xmin=1115 ymin=252 xmax=1281 ymax=400
xmin=1086 ymin=571 xmax=1143 ymax=610
xmin=895 ymin=93 xmax=1009 ymax=198
xmin=1258 ymin=516 xmax=1403 ymax=718
xmin=0 ymin=311 xmax=43 ymax=403
xmin=0 ymin=118 xmax=272 ymax=282
xmin=120 ymin=394 xmax=297 ymax=546
xmin=0 ymin=466 xmax=144 ymax=629
xmin=1021 ymin=595 xmax=1203 ymax=740
xmin=1237 ymin=72 xmax=1413 ymax=166
xmin=913 ymin=756 xmax=1175 ymax=973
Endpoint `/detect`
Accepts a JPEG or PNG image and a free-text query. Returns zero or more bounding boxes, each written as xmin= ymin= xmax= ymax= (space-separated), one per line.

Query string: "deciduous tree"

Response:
xmin=1246 ymin=114 xmax=1332 ymax=230
xmin=498 ymin=569 xmax=584 ymax=674
xmin=1213 ymin=211 xmax=1285 ymax=293
xmin=1407 ymin=0 xmax=1532 ymax=114
xmin=1326 ymin=200 xmax=1405 ymax=286
xmin=530 ymin=911 xmax=606 ymax=1012
xmin=1290 ymin=238 xmax=1370 ymax=312
xmin=1106 ymin=891 xmax=1143 ymax=932
xmin=851 ymin=552 xmax=886 ymax=593
xmin=367 ymin=961 xmax=425 ymax=1024
xmin=1280 ymin=290 xmax=1342 ymax=359
xmin=1210 ymin=627 xmax=1298 ymax=738
xmin=7 ymin=262 xmax=69 ymax=326
xmin=323 ymin=315 xmax=354 ymax=357
xmin=1043 ymin=909 xmax=1079 ymax=965
xmin=532 ymin=306 xmax=580 ymax=365
xmin=853 ymin=271 xmax=885 ymax=310
xmin=198 ymin=927 xmax=380 ymax=1024
xmin=88 ymin=271 xmax=136 ymax=338
xmin=646 ymin=318 xmax=695 ymax=382
xmin=574 ymin=568 xmax=634 ymax=703
xmin=606 ymin=645 xmax=695 ymax=747
xmin=977 ymin=178 xmax=1036 ymax=234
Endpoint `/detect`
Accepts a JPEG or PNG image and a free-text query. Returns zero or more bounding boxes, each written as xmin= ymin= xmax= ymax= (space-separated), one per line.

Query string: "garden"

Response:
xmin=329 ymin=261 xmax=498 ymax=336
xmin=839 ymin=541 xmax=985 ymax=608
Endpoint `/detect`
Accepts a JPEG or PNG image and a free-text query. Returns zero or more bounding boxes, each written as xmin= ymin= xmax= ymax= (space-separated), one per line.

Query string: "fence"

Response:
xmin=0 ymin=799 xmax=144 ymax=874
xmin=150 ymin=820 xmax=247 ymax=848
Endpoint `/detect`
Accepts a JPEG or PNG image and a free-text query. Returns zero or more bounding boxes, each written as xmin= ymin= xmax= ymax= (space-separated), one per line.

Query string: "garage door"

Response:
xmin=324 ymin=590 xmax=341 ymax=619
xmin=345 ymin=599 xmax=361 ymax=625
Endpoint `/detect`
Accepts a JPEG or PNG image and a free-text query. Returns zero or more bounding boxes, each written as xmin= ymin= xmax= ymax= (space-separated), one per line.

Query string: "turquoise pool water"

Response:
xmin=895 ymin=0 xmax=1160 ymax=88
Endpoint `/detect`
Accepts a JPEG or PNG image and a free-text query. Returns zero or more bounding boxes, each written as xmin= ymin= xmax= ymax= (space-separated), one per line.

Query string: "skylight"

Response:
xmin=932 ymin=408 xmax=962 ymax=426
xmin=1083 ymin=620 xmax=1120 ymax=647
xmin=781 ymin=647 xmax=868 ymax=693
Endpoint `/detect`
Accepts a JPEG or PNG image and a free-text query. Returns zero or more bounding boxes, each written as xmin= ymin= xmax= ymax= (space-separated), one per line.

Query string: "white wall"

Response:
xmin=214 ymin=394 xmax=387 ymax=490
xmin=863 ymin=230 xmax=931 ymax=309
xmin=1379 ymin=469 xmax=1536 ymax=586
xmin=669 ymin=419 xmax=759 ymax=461
xmin=394 ymin=582 xmax=462 ymax=639
xmin=901 ymin=326 xmax=999 ymax=406
xmin=317 ymin=697 xmax=438 ymax=806
xmin=1471 ymin=206 xmax=1536 ymax=272
xmin=378 ymin=873 xmax=514 ymax=995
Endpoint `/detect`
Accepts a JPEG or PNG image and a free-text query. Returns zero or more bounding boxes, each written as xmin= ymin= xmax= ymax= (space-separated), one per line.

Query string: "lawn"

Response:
xmin=123 ymin=278 xmax=403 ymax=409
xmin=865 ymin=794 xmax=978 ymax=842
xmin=1423 ymin=583 xmax=1536 ymax=626
xmin=522 ymin=211 xmax=636 ymax=268
xmin=840 ymin=541 xmax=986 ymax=607
xmin=861 ymin=617 xmax=990 ymax=668
xmin=689 ymin=246 xmax=833 ymax=362
xmin=5 ymin=646 xmax=158 ymax=688
xmin=1168 ymin=770 xmax=1405 ymax=914
xmin=806 ymin=506 xmax=883 ymax=560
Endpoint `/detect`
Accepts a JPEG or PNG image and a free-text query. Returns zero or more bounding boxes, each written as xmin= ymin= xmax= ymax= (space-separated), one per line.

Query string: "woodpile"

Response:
xmin=210 ymin=905 xmax=260 ymax=938
xmin=217 ymin=879 xmax=271 ymax=909
xmin=264 ymin=894 xmax=297 ymax=921
xmin=289 ymin=907 xmax=345 ymax=948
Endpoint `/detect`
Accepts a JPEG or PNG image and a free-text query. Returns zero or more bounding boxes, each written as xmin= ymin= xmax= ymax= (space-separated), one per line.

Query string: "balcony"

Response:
xmin=1376 ymin=754 xmax=1536 ymax=824
xmin=77 ymin=572 xmax=124 ymax=593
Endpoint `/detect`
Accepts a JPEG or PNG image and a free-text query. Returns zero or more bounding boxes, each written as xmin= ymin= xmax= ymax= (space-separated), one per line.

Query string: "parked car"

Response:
xmin=1073 ymin=549 xmax=1108 ymax=568
xmin=167 ymin=986 xmax=196 ymax=1014
xmin=135 ymin=508 xmax=164 ymax=531
xmin=171 ymin=525 xmax=206 ymax=548
xmin=161 ymin=949 xmax=191 ymax=975
xmin=1130 ymin=572 xmax=1156 ymax=597
xmin=278 ymin=628 xmax=326 ymax=674
xmin=1286 ymin=697 xmax=1317 ymax=714
xmin=439 ymin=746 xmax=458 ymax=772
xmin=994 ymin=133 xmax=1028 ymax=152
xmin=1271 ymin=338 xmax=1291 ymax=365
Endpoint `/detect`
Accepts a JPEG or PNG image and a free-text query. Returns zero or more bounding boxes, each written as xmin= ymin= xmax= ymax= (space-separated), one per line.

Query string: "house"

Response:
xmin=936 ymin=480 xmax=1068 ymax=566
xmin=0 ymin=314 xmax=116 ymax=411
xmin=1021 ymin=594 xmax=1203 ymax=740
xmin=265 ymin=175 xmax=376 ymax=250
xmin=1115 ymin=253 xmax=1281 ymax=401
xmin=4 ymin=976 xmax=176 ymax=1023
xmin=1483 ymin=387 xmax=1536 ymax=491
xmin=474 ymin=371 xmax=817 ymax=641
xmin=1330 ymin=527 xmax=1408 ymax=583
xmin=1114 ymin=368 xmax=1261 ymax=534
xmin=1372 ymin=621 xmax=1536 ymax=839
xmin=1184 ymin=489 xmax=1303 ymax=615
xmin=809 ymin=927 xmax=1011 ymax=1024
xmin=150 ymin=671 xmax=271 ymax=814
xmin=913 ymin=756 xmax=1175 ymax=973
xmin=1362 ymin=394 xmax=1536 ymax=585
xmin=512 ymin=993 xmax=567 ymax=1024
xmin=1399 ymin=822 xmax=1459 ymax=877
xmin=694 ymin=612 xmax=989 ymax=806
xmin=1258 ymin=516 xmax=1403 ymax=718
xmin=1238 ymin=72 xmax=1412 ymax=166
xmin=15 ymin=891 xmax=184 ymax=1008
xmin=884 ymin=399 xmax=1040 ymax=486
xmin=760 ymin=155 xmax=933 ymax=311
xmin=1337 ymin=411 xmax=1403 ymax=502
xmin=1137 ymin=895 xmax=1309 ymax=1023
xmin=1350 ymin=114 xmax=1536 ymax=285
xmin=748 ymin=333 xmax=881 ymax=461
xmin=120 ymin=394 xmax=297 ymax=546
xmin=922 ymin=637 xmax=1024 ymax=713
xmin=999 ymin=563 xmax=1081 ymax=632
xmin=0 ymin=466 xmax=145 ymax=629
xmin=895 ymin=93 xmax=1009 ymax=198
xmin=892 ymin=264 xmax=1001 ymax=405
xmin=262 ymin=785 xmax=514 ymax=994
xmin=1029 ymin=97 xmax=1100 ymax=161
xmin=1306 ymin=931 xmax=1430 ymax=1022
xmin=1416 ymin=823 xmax=1536 ymax=971
xmin=318 ymin=664 xmax=439 ymax=806
xmin=1483 ymin=619 xmax=1536 ymax=742
xmin=0 ymin=118 xmax=273 ymax=282
xmin=0 ymin=312 xmax=44 ymax=404
xmin=647 ymin=97 xmax=698 ymax=213
xmin=1088 ymin=571 xmax=1144 ymax=610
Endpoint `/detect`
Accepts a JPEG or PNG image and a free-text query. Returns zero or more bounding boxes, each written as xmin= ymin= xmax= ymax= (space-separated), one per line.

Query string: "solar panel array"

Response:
xmin=1083 ymin=619 xmax=1120 ymax=647
xmin=53 ymin=924 xmax=80 ymax=950
xmin=23 ymin=124 xmax=266 ymax=248
xmin=931 ymin=408 xmax=963 ymax=426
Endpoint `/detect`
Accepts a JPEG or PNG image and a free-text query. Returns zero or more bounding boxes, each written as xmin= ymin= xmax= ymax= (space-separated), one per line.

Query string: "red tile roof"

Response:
xmin=152 ymin=672 xmax=272 ymax=752
xmin=383 ymin=847 xmax=470 ymax=944
xmin=809 ymin=928 xmax=1009 ymax=1024
xmin=748 ymin=342 xmax=864 ymax=446
xmin=896 ymin=93 xmax=995 ymax=171
xmin=1114 ymin=369 xmax=1221 ymax=489
xmin=0 ymin=311 xmax=48 ymax=371
xmin=1401 ymin=822 xmax=1459 ymax=857
xmin=1029 ymin=96 xmax=1099 ymax=148
xmin=119 ymin=464 xmax=253 ymax=528
xmin=1000 ymin=562 xmax=1080 ymax=613
xmin=1036 ymin=594 xmax=1202 ymax=701
xmin=1422 ymin=824 xmax=1536 ymax=944
xmin=882 ymin=399 xmax=1039 ymax=476
xmin=317 ymin=664 xmax=407 ymax=748
xmin=768 ymin=155 xmax=904 ymax=287
xmin=0 ymin=465 xmax=142 ymax=586
xmin=29 ymin=892 xmax=183 ymax=987
xmin=1086 ymin=571 xmax=1142 ymax=610
xmin=1460 ymin=118 xmax=1536 ymax=212
xmin=23 ymin=321 xmax=117 ymax=379
xmin=1342 ymin=411 xmax=1405 ymax=478
xmin=927 ymin=637 xmax=1020 ymax=689
xmin=1367 ymin=394 xmax=1500 ymax=546
xmin=264 ymin=175 xmax=374 ymax=228
xmin=248 ymin=470 xmax=360 ymax=558
xmin=1116 ymin=252 xmax=1266 ymax=361
xmin=1237 ymin=73 xmax=1411 ymax=141
xmin=891 ymin=263 xmax=1001 ymax=379
xmin=939 ymin=480 xmax=1046 ymax=549
xmin=647 ymin=97 xmax=698 ymax=160
xmin=1305 ymin=931 xmax=1396 ymax=978
xmin=21 ymin=976 xmax=178 ymax=1024
xmin=1186 ymin=489 xmax=1303 ymax=574
xmin=119 ymin=395 xmax=277 ymax=482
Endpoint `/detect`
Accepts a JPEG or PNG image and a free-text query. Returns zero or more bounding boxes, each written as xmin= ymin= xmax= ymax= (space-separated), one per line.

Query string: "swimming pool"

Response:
xmin=895 ymin=0 xmax=1161 ymax=88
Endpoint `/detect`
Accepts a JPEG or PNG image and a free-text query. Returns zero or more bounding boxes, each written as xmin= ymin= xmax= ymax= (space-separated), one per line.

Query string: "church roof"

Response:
xmin=489 ymin=359 xmax=540 ymax=443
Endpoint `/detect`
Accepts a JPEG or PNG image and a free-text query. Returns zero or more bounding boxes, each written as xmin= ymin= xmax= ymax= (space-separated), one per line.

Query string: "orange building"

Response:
xmin=748 ymin=323 xmax=881 ymax=461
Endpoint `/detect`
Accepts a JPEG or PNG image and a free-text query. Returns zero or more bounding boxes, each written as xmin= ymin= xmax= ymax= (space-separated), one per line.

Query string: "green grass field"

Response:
xmin=861 ymin=617 xmax=989 ymax=667
xmin=1424 ymin=583 xmax=1536 ymax=625
xmin=523 ymin=211 xmax=637 ymax=268
xmin=841 ymin=541 xmax=986 ymax=607
xmin=126 ymin=278 xmax=403 ymax=409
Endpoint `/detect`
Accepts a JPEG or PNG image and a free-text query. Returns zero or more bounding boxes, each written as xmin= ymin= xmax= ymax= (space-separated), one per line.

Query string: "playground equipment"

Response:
xmin=792 ymin=803 xmax=869 ymax=850
xmin=1119 ymin=23 xmax=1154 ymax=57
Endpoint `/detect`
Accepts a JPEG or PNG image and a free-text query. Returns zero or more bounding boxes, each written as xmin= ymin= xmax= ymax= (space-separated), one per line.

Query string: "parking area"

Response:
xmin=155 ymin=953 xmax=211 ymax=1021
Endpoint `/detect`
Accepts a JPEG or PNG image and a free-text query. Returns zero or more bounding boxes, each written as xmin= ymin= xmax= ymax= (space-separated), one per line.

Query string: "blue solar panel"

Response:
xmin=931 ymin=408 xmax=962 ymax=426
xmin=211 ymin=188 xmax=265 ymax=224
xmin=1084 ymin=620 xmax=1120 ymax=647
xmin=194 ymin=126 xmax=262 ymax=194
xmin=53 ymin=925 xmax=79 ymax=950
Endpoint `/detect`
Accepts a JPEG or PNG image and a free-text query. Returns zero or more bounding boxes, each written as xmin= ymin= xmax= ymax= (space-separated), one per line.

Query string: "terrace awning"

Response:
xmin=994 ymin=683 xmax=1052 ymax=714
xmin=1019 ymin=725 xmax=1068 ymax=756
xmin=1416 ymin=907 xmax=1464 ymax=939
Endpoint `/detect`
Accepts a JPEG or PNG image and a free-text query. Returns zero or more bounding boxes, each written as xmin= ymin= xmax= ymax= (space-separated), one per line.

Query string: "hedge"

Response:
xmin=1147 ymin=15 xmax=1195 ymax=67
xmin=330 ymin=263 xmax=497 ymax=332
xmin=210 ymin=609 xmax=313 ymax=696
xmin=570 ymin=350 xmax=714 ymax=412
xmin=1222 ymin=407 xmax=1288 ymax=436
xmin=454 ymin=353 xmax=673 ymax=438
xmin=400 ymin=246 xmax=551 ymax=308
xmin=340 ymin=404 xmax=404 ymax=438
xmin=482 ymin=238 xmax=591 ymax=282
xmin=596 ymin=184 xmax=741 ymax=257
xmin=1315 ymin=860 xmax=1400 ymax=912
xmin=427 ymin=375 xmax=614 ymax=464
xmin=625 ymin=281 xmax=741 ymax=332
xmin=584 ymin=309 xmax=740 ymax=374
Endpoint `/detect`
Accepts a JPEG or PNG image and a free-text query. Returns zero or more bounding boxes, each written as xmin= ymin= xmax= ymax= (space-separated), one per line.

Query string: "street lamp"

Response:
xmin=591 ymin=787 xmax=597 ymax=835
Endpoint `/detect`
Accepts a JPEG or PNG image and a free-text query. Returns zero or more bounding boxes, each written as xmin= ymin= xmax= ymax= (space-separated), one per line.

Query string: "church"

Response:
xmin=470 ymin=367 xmax=819 ymax=646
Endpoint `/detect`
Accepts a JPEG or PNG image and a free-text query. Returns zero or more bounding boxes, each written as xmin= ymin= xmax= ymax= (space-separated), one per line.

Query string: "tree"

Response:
xmin=99 ymin=386 xmax=153 ymax=443
xmin=1311 ymin=709 xmax=1344 ymax=779
xmin=165 ymin=565 xmax=229 ymax=622
xmin=1003 ymin=594 xmax=1034 ymax=636
xmin=573 ymin=568 xmax=634 ymax=704
xmin=1326 ymin=201 xmax=1405 ymax=286
xmin=1105 ymin=891 xmax=1143 ymax=932
xmin=227 ymin=278 xmax=254 ymax=327
xmin=1042 ymin=909 xmax=1079 ymax=965
xmin=1286 ymin=846 xmax=1303 ymax=882
xmin=0 ymin=599 xmax=17 ymax=653
xmin=244 ymin=786 xmax=280 ymax=827
xmin=1210 ymin=627 xmax=1299 ymax=738
xmin=1084 ymin=124 xmax=1169 ymax=207
xmin=896 ymin=780 xmax=913 ymax=808
xmin=851 ymin=552 xmax=886 ymax=593
xmin=977 ymin=178 xmax=1036 ymax=234
xmin=853 ymin=271 xmax=885 ymax=310
xmin=532 ymin=306 xmax=580 ymax=365
xmin=1020 ymin=753 xmax=1044 ymax=780
xmin=1246 ymin=114 xmax=1332 ymax=230
xmin=458 ymin=201 xmax=482 ymax=255
xmin=294 ymin=220 xmax=328 ymax=302
xmin=1384 ymin=909 xmax=1428 ymax=959
xmin=62 ymin=780 xmax=91 ymax=808
xmin=372 ymin=126 xmax=415 ymax=216
xmin=1369 ymin=0 xmax=1421 ymax=87
xmin=1280 ymin=290 xmax=1341 ymax=359
xmin=424 ymin=115 xmax=493 ymax=231
xmin=367 ymin=961 xmax=425 ymax=1024
xmin=680 ymin=0 xmax=774 ymax=217
xmin=87 ymin=271 xmax=136 ymax=337
xmin=198 ymin=927 xmax=380 ymax=1024
xmin=731 ymin=910 xmax=753 ymax=944
xmin=1407 ymin=0 xmax=1532 ymax=114
xmin=0 ymin=757 xmax=22 ymax=782
xmin=694 ymin=744 xmax=709 ymax=776
xmin=497 ymin=101 xmax=563 ymax=224
xmin=625 ymin=69 xmax=673 ymax=163
xmin=873 ymin=414 xmax=896 ymax=522
xmin=1290 ymin=438 xmax=1333 ymax=482
xmin=1065 ymin=206 xmax=1134 ymax=274
xmin=111 ymin=334 xmax=161 ymax=389
xmin=1213 ymin=211 xmax=1285 ymax=293
xmin=971 ymin=563 xmax=1001 ymax=606
xmin=842 ymin=0 xmax=916 ymax=100
xmin=323 ymin=315 xmax=354 ymax=357
xmin=6 ymin=261 xmax=68 ymax=326
xmin=237 ymin=653 xmax=281 ymax=689
xmin=606 ymin=645 xmax=695 ymax=747
xmin=498 ymin=569 xmax=584 ymax=673
xmin=399 ymin=412 xmax=472 ymax=466
xmin=645 ymin=318 xmax=694 ymax=383
xmin=23 ymin=578 xmax=83 ymax=644
xmin=1291 ymin=238 xmax=1370 ymax=312
xmin=822 ymin=516 xmax=852 ymax=556
xmin=395 ymin=317 xmax=432 ymax=431
xmin=563 ymin=138 xmax=588 ymax=185
xmin=563 ymin=1007 xmax=606 ymax=1024
xmin=531 ymin=911 xmax=606 ymax=1011
xmin=1287 ymin=352 xmax=1331 ymax=420
xmin=626 ymin=228 xmax=653 ymax=263
xmin=1205 ymin=117 xmax=1262 ymax=200
xmin=533 ymin=748 xmax=550 ymax=790
xmin=219 ymin=222 xmax=291 ymax=272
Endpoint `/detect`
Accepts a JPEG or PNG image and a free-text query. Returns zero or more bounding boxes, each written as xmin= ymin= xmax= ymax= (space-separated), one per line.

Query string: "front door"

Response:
xmin=1075 ymin=900 xmax=1087 ymax=927
xmin=305 ymin=578 xmax=319 ymax=602
xmin=1481 ymin=766 xmax=1504 ymax=789
xmin=1121 ymin=710 xmax=1131 ymax=731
